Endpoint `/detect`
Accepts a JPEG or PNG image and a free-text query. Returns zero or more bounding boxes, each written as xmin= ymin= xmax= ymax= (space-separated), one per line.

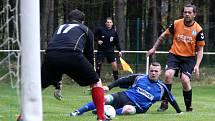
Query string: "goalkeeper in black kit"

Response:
xmin=39 ymin=9 xmax=106 ymax=121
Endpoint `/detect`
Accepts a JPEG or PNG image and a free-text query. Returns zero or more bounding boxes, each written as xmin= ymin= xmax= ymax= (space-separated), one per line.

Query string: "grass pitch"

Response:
xmin=0 ymin=82 xmax=215 ymax=121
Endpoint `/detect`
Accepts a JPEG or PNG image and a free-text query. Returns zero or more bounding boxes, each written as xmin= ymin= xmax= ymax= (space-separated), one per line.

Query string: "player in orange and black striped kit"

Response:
xmin=147 ymin=4 xmax=205 ymax=112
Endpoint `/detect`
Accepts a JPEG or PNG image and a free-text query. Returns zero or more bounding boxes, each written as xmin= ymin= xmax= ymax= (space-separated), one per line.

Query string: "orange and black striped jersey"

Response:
xmin=163 ymin=18 xmax=205 ymax=57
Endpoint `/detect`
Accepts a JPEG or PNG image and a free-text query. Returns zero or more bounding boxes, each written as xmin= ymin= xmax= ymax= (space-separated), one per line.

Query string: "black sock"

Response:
xmin=112 ymin=70 xmax=118 ymax=80
xmin=183 ymin=89 xmax=192 ymax=109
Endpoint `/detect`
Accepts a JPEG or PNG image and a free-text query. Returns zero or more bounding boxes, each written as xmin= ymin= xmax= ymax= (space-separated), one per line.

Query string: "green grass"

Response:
xmin=0 ymin=82 xmax=215 ymax=121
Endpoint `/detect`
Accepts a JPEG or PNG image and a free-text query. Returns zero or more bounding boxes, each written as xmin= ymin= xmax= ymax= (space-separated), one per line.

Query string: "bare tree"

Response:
xmin=149 ymin=0 xmax=158 ymax=61
xmin=202 ymin=0 xmax=209 ymax=63
xmin=54 ymin=0 xmax=59 ymax=29
xmin=40 ymin=0 xmax=51 ymax=49
xmin=47 ymin=0 xmax=54 ymax=42
xmin=115 ymin=0 xmax=127 ymax=50
xmin=40 ymin=0 xmax=57 ymax=49
xmin=127 ymin=0 xmax=143 ymax=50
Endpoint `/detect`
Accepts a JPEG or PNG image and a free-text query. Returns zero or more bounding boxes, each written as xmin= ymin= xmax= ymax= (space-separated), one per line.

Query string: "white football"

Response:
xmin=104 ymin=105 xmax=116 ymax=119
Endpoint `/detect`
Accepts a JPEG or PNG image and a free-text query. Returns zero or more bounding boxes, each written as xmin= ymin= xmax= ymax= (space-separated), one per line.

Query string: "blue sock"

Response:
xmin=77 ymin=101 xmax=96 ymax=114
xmin=116 ymin=108 xmax=123 ymax=115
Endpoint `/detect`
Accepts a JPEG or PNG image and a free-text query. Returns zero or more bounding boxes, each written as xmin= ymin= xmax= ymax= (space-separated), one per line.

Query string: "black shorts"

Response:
xmin=166 ymin=53 xmax=195 ymax=78
xmin=96 ymin=51 xmax=116 ymax=63
xmin=111 ymin=92 xmax=142 ymax=113
xmin=41 ymin=50 xmax=99 ymax=88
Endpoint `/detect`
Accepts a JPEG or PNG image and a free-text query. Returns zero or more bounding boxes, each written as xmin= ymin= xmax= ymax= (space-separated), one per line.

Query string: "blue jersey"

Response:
xmin=123 ymin=75 xmax=175 ymax=112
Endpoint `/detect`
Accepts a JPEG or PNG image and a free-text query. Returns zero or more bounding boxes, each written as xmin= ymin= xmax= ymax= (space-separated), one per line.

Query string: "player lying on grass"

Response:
xmin=69 ymin=62 xmax=182 ymax=116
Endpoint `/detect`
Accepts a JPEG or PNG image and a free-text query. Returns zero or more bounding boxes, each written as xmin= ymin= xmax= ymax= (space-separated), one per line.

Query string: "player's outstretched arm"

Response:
xmin=169 ymin=99 xmax=182 ymax=113
xmin=159 ymin=81 xmax=182 ymax=113
xmin=166 ymin=90 xmax=182 ymax=113
xmin=146 ymin=31 xmax=169 ymax=57
xmin=107 ymin=74 xmax=141 ymax=90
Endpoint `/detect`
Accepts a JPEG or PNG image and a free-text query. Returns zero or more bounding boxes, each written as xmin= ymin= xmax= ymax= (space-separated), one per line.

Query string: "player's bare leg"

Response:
xmin=121 ymin=105 xmax=136 ymax=115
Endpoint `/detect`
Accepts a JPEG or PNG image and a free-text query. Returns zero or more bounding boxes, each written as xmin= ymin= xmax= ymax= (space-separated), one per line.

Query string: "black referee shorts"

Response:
xmin=96 ymin=51 xmax=117 ymax=63
xmin=165 ymin=53 xmax=195 ymax=78
xmin=41 ymin=50 xmax=99 ymax=89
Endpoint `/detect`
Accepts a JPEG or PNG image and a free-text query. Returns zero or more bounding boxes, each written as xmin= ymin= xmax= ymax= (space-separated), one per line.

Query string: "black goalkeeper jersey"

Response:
xmin=47 ymin=21 xmax=94 ymax=65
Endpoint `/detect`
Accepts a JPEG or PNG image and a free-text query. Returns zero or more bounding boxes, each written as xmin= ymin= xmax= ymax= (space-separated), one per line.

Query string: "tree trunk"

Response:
xmin=54 ymin=0 xmax=59 ymax=29
xmin=47 ymin=0 xmax=55 ymax=42
xmin=143 ymin=0 xmax=149 ymax=50
xmin=115 ymin=0 xmax=127 ymax=50
xmin=40 ymin=0 xmax=51 ymax=49
xmin=151 ymin=0 xmax=158 ymax=61
xmin=146 ymin=0 xmax=161 ymax=62
xmin=63 ymin=0 xmax=70 ymax=23
xmin=151 ymin=0 xmax=158 ymax=46
xmin=203 ymin=0 xmax=210 ymax=63
xmin=127 ymin=0 xmax=143 ymax=50
xmin=167 ymin=0 xmax=171 ymax=25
